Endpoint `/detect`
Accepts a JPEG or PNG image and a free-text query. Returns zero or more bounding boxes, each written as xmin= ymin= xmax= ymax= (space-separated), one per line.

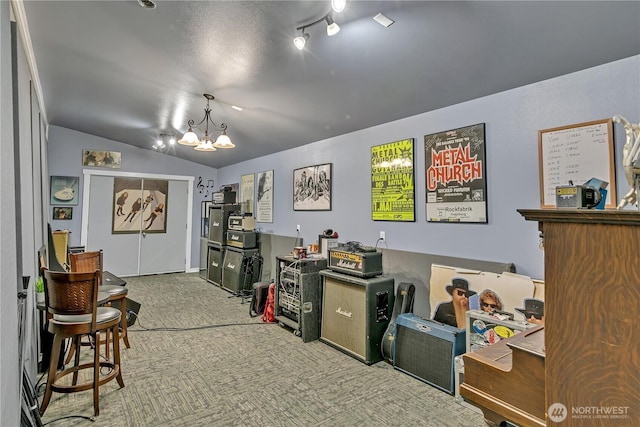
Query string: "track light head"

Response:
xmin=331 ymin=0 xmax=346 ymax=13
xmin=326 ymin=13 xmax=340 ymax=36
xmin=293 ymin=32 xmax=310 ymax=50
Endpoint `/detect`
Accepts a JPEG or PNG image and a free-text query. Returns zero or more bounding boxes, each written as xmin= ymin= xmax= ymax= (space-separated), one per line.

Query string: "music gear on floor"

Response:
xmin=319 ymin=269 xmax=394 ymax=364
xmin=392 ymin=313 xmax=466 ymax=394
xmin=381 ymin=282 xmax=416 ymax=364
xmin=327 ymin=243 xmax=382 ymax=278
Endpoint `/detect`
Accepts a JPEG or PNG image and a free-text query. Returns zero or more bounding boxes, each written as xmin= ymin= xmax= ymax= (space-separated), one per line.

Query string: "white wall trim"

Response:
xmin=10 ymin=0 xmax=47 ymax=125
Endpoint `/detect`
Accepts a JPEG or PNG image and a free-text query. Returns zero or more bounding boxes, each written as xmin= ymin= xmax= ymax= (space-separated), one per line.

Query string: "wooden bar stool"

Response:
xmin=70 ymin=250 xmax=130 ymax=348
xmin=40 ymin=269 xmax=124 ymax=416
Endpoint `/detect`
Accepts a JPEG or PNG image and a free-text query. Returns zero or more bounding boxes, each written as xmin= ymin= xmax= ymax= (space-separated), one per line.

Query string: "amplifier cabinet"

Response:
xmin=228 ymin=215 xmax=256 ymax=231
xmin=275 ymin=256 xmax=327 ymax=343
xmin=208 ymin=204 xmax=240 ymax=245
xmin=221 ymin=247 xmax=260 ymax=294
xmin=206 ymin=243 xmax=226 ymax=287
xmin=392 ymin=313 xmax=466 ymax=394
xmin=226 ymin=230 xmax=258 ymax=249
xmin=327 ymin=248 xmax=382 ymax=278
xmin=319 ymin=269 xmax=394 ymax=364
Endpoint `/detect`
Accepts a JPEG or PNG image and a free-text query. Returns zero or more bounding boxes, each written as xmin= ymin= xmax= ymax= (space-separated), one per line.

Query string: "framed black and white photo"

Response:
xmin=293 ymin=163 xmax=332 ymax=211
xmin=256 ymin=170 xmax=273 ymax=223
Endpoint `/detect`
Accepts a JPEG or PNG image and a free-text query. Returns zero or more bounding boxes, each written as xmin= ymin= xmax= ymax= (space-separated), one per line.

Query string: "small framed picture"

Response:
xmin=53 ymin=207 xmax=73 ymax=220
xmin=50 ymin=176 xmax=79 ymax=205
xmin=82 ymin=150 xmax=121 ymax=168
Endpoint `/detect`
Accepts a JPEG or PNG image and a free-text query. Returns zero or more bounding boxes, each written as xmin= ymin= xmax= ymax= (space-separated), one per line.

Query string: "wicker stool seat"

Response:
xmin=40 ymin=270 xmax=124 ymax=416
xmin=69 ymin=250 xmax=131 ymax=349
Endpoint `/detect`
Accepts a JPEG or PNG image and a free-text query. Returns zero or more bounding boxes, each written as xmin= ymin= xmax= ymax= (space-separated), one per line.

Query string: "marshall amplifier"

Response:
xmin=212 ymin=190 xmax=236 ymax=204
xmin=221 ymin=247 xmax=260 ymax=294
xmin=392 ymin=313 xmax=466 ymax=394
xmin=206 ymin=244 xmax=225 ymax=287
xmin=226 ymin=230 xmax=258 ymax=249
xmin=208 ymin=203 xmax=239 ymax=245
xmin=319 ymin=269 xmax=394 ymax=364
xmin=228 ymin=214 xmax=256 ymax=231
xmin=327 ymin=247 xmax=382 ymax=278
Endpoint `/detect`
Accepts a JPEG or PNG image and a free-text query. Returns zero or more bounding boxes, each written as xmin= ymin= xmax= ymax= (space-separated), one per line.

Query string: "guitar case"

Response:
xmin=381 ymin=282 xmax=415 ymax=364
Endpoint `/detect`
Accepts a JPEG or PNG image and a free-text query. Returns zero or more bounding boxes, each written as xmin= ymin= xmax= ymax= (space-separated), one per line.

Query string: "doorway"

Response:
xmin=80 ymin=170 xmax=193 ymax=276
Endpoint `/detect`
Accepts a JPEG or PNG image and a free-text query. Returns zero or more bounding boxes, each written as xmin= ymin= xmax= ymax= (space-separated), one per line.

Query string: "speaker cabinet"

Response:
xmin=392 ymin=313 xmax=466 ymax=394
xmin=207 ymin=244 xmax=225 ymax=286
xmin=208 ymin=204 xmax=239 ymax=245
xmin=221 ymin=247 xmax=260 ymax=294
xmin=319 ymin=270 xmax=394 ymax=364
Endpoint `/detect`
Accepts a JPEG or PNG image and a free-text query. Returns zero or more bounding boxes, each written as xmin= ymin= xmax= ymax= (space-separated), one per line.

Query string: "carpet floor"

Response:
xmin=37 ymin=272 xmax=487 ymax=427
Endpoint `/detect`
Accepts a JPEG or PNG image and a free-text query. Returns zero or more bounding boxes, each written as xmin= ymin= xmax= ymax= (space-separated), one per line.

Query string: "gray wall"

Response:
xmin=1 ymin=2 xmax=19 ymax=424
xmin=47 ymin=126 xmax=219 ymax=270
xmin=218 ymin=55 xmax=640 ymax=280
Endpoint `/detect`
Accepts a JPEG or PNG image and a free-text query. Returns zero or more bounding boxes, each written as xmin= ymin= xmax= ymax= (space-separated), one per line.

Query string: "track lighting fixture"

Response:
xmin=178 ymin=94 xmax=235 ymax=152
xmin=153 ymin=134 xmax=176 ymax=150
xmin=331 ymin=0 xmax=346 ymax=13
xmin=293 ymin=1 xmax=346 ymax=49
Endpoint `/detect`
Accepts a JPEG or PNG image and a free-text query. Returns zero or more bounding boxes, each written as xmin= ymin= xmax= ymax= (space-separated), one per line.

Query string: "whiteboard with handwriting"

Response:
xmin=538 ymin=119 xmax=616 ymax=208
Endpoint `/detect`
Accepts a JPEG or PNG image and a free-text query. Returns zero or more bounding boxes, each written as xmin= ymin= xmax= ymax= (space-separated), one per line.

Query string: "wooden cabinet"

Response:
xmin=519 ymin=209 xmax=640 ymax=426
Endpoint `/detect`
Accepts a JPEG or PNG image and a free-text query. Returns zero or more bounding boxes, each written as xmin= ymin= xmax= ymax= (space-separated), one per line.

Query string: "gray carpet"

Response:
xmin=38 ymin=273 xmax=487 ymax=426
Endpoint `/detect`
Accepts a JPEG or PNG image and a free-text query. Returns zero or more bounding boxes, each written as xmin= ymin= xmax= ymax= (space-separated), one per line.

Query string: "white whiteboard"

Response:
xmin=538 ymin=119 xmax=616 ymax=208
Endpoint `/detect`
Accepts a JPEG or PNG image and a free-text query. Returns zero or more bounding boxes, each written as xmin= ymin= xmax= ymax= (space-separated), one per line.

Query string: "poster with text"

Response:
xmin=240 ymin=174 xmax=255 ymax=214
xmin=256 ymin=170 xmax=273 ymax=223
xmin=371 ymin=139 xmax=415 ymax=221
xmin=424 ymin=123 xmax=487 ymax=223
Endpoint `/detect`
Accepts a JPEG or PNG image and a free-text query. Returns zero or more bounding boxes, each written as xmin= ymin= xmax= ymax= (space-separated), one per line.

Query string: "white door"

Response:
xmin=82 ymin=172 xmax=192 ymax=276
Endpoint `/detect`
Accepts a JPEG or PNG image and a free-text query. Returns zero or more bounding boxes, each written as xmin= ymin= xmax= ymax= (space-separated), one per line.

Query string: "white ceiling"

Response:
xmin=19 ymin=0 xmax=640 ymax=168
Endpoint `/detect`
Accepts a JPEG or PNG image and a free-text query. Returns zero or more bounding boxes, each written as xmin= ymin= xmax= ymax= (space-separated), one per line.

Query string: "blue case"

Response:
xmin=392 ymin=313 xmax=466 ymax=394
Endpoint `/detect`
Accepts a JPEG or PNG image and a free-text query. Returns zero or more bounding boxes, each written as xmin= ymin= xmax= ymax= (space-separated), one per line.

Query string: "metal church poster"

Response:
xmin=424 ymin=123 xmax=487 ymax=223
xmin=371 ymin=138 xmax=415 ymax=221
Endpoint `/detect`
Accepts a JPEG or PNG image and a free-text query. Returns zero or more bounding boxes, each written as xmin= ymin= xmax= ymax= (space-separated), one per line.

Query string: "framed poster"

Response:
xmin=82 ymin=150 xmax=121 ymax=168
xmin=50 ymin=176 xmax=79 ymax=205
xmin=53 ymin=207 xmax=72 ymax=220
xmin=293 ymin=163 xmax=332 ymax=211
xmin=371 ymin=139 xmax=415 ymax=221
xmin=240 ymin=173 xmax=255 ymax=214
xmin=112 ymin=178 xmax=168 ymax=234
xmin=256 ymin=170 xmax=273 ymax=223
xmin=538 ymin=118 xmax=616 ymax=208
xmin=425 ymin=123 xmax=487 ymax=223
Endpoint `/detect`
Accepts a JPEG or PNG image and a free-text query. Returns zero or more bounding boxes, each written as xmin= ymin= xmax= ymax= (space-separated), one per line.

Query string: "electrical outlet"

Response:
xmin=380 ymin=231 xmax=386 ymax=242
xmin=297 ymin=224 xmax=301 ymax=232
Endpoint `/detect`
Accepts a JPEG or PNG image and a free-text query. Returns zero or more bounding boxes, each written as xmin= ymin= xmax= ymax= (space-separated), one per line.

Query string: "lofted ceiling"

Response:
xmin=18 ymin=0 xmax=640 ymax=169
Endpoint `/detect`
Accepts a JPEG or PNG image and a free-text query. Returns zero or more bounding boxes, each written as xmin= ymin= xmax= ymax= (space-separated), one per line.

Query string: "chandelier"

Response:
xmin=178 ymin=94 xmax=235 ymax=152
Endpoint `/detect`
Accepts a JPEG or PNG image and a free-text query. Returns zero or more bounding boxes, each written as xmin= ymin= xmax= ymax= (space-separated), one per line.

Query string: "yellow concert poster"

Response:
xmin=371 ymin=138 xmax=415 ymax=221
